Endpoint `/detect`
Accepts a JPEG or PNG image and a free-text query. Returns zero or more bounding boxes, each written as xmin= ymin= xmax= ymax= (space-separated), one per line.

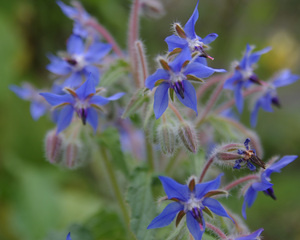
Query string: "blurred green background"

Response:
xmin=1 ymin=0 xmax=300 ymax=239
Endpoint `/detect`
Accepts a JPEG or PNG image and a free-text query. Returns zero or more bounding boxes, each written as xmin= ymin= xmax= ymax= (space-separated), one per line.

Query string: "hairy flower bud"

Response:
xmin=140 ymin=0 xmax=165 ymax=19
xmin=157 ymin=123 xmax=176 ymax=155
xmin=44 ymin=130 xmax=64 ymax=164
xmin=178 ymin=122 xmax=198 ymax=153
xmin=62 ymin=141 xmax=85 ymax=169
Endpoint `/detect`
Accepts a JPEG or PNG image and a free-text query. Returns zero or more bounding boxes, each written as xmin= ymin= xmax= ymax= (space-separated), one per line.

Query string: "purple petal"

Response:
xmin=194 ymin=56 xmax=207 ymax=66
xmin=106 ymin=92 xmax=125 ymax=100
xmin=66 ymin=232 xmax=72 ymax=240
xmin=145 ymin=69 xmax=170 ymax=90
xmin=235 ymin=81 xmax=244 ymax=113
xmin=63 ymin=72 xmax=84 ymax=88
xmin=75 ymin=76 xmax=96 ymax=99
xmin=248 ymin=46 xmax=271 ymax=66
xmin=30 ymin=101 xmax=47 ymax=121
xmin=203 ymin=198 xmax=234 ymax=222
xmin=158 ymin=176 xmax=189 ymax=202
xmin=89 ymin=95 xmax=110 ymax=105
xmin=175 ymin=80 xmax=198 ymax=114
xmin=47 ymin=55 xmax=71 ymax=75
xmin=251 ymin=181 xmax=273 ymax=192
xmin=67 ymin=35 xmax=85 ymax=55
xmin=169 ymin=47 xmax=191 ymax=73
xmin=240 ymin=44 xmax=253 ymax=70
xmin=57 ymin=1 xmax=78 ymax=18
xmin=83 ymin=65 xmax=100 ymax=85
xmin=186 ymin=211 xmax=204 ymax=240
xmin=195 ymin=174 xmax=223 ymax=198
xmin=183 ymin=1 xmax=199 ymax=39
xmin=153 ymin=82 xmax=170 ymax=119
xmin=165 ymin=35 xmax=187 ymax=52
xmin=86 ymin=107 xmax=98 ymax=132
xmin=40 ymin=92 xmax=74 ymax=106
xmin=250 ymin=100 xmax=261 ymax=127
xmin=273 ymin=69 xmax=300 ymax=88
xmin=242 ymin=186 xmax=258 ymax=219
xmin=235 ymin=228 xmax=264 ymax=240
xmin=57 ymin=105 xmax=74 ymax=133
xmin=147 ymin=202 xmax=183 ymax=229
xmin=201 ymin=33 xmax=218 ymax=45
xmin=264 ymin=155 xmax=297 ymax=178
xmin=184 ymin=62 xmax=223 ymax=78
xmin=85 ymin=43 xmax=111 ymax=62
xmin=223 ymin=71 xmax=243 ymax=90
xmin=10 ymin=85 xmax=32 ymax=99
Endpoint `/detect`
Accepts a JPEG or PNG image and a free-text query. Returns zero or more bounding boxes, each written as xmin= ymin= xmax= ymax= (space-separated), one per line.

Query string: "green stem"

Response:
xmin=145 ymin=135 xmax=155 ymax=171
xmin=164 ymin=150 xmax=180 ymax=175
xmin=99 ymin=147 xmax=130 ymax=225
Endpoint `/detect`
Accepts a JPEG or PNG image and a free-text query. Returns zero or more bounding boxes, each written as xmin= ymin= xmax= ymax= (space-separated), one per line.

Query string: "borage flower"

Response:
xmin=234 ymin=138 xmax=266 ymax=171
xmin=66 ymin=232 xmax=72 ymax=240
xmin=165 ymin=0 xmax=217 ymax=62
xmin=147 ymin=174 xmax=233 ymax=240
xmin=250 ymin=69 xmax=299 ymax=127
xmin=57 ymin=1 xmax=99 ymax=39
xmin=242 ymin=155 xmax=297 ymax=218
xmin=145 ymin=47 xmax=225 ymax=119
xmin=47 ymin=34 xmax=111 ymax=88
xmin=223 ymin=44 xmax=271 ymax=113
xmin=228 ymin=228 xmax=264 ymax=240
xmin=40 ymin=76 xmax=124 ymax=133
xmin=10 ymin=83 xmax=49 ymax=120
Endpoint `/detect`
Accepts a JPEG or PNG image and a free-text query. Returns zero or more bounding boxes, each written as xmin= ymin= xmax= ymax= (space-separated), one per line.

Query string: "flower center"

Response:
xmin=66 ymin=54 xmax=86 ymax=71
xmin=74 ymin=99 xmax=90 ymax=124
xmin=169 ymin=72 xmax=186 ymax=98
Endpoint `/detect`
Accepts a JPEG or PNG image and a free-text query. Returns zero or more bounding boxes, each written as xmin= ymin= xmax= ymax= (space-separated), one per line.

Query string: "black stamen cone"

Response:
xmin=264 ymin=187 xmax=277 ymax=200
xmin=271 ymin=97 xmax=281 ymax=108
xmin=174 ymin=82 xmax=185 ymax=99
xmin=66 ymin=58 xmax=77 ymax=66
xmin=81 ymin=108 xmax=87 ymax=125
xmin=249 ymin=75 xmax=262 ymax=85
xmin=249 ymin=155 xmax=266 ymax=169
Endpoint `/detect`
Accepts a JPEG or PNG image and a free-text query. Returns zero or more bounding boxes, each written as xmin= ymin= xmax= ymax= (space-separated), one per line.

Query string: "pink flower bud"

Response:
xmin=178 ymin=122 xmax=198 ymax=153
xmin=44 ymin=130 xmax=64 ymax=164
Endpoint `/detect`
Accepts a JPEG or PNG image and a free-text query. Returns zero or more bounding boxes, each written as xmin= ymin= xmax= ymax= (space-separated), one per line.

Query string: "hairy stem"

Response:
xmin=135 ymin=41 xmax=149 ymax=86
xmin=206 ymin=223 xmax=227 ymax=240
xmin=224 ymin=174 xmax=259 ymax=191
xmin=196 ymin=74 xmax=225 ymax=101
xmin=169 ymin=103 xmax=184 ymax=122
xmin=199 ymin=155 xmax=215 ymax=183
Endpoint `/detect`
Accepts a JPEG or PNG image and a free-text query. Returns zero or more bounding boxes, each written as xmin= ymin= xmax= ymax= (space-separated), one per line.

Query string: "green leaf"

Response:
xmin=165 ymin=223 xmax=188 ymax=240
xmin=98 ymin=128 xmax=129 ymax=176
xmin=126 ymin=167 xmax=156 ymax=240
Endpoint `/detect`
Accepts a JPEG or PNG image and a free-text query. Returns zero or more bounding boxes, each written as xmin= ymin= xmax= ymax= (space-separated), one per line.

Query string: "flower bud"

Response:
xmin=177 ymin=122 xmax=198 ymax=153
xmin=140 ymin=0 xmax=165 ymax=19
xmin=157 ymin=123 xmax=176 ymax=155
xmin=44 ymin=130 xmax=64 ymax=164
xmin=62 ymin=141 xmax=85 ymax=169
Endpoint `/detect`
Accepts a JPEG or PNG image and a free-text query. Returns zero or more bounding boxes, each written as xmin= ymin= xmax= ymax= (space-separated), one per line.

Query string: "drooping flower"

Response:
xmin=47 ymin=34 xmax=111 ymax=88
xmin=145 ymin=47 xmax=225 ymax=119
xmin=66 ymin=232 xmax=72 ymax=240
xmin=40 ymin=75 xmax=124 ymax=133
xmin=147 ymin=174 xmax=233 ymax=240
xmin=228 ymin=228 xmax=264 ymax=240
xmin=223 ymin=44 xmax=271 ymax=113
xmin=234 ymin=138 xmax=266 ymax=171
xmin=242 ymin=155 xmax=297 ymax=219
xmin=10 ymin=83 xmax=49 ymax=120
xmin=57 ymin=1 xmax=99 ymax=39
xmin=165 ymin=0 xmax=218 ymax=62
xmin=250 ymin=69 xmax=300 ymax=127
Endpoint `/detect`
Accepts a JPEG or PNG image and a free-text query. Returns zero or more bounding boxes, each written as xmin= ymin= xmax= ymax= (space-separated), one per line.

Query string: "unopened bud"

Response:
xmin=158 ymin=123 xmax=176 ymax=155
xmin=140 ymin=0 xmax=165 ymax=19
xmin=45 ymin=130 xmax=64 ymax=164
xmin=178 ymin=122 xmax=198 ymax=153
xmin=62 ymin=141 xmax=84 ymax=169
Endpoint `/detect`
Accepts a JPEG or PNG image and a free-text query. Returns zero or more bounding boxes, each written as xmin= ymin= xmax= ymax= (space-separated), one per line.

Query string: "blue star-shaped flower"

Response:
xmin=47 ymin=34 xmax=111 ymax=88
xmin=57 ymin=1 xmax=99 ymax=39
xmin=66 ymin=232 xmax=71 ymax=240
xmin=165 ymin=0 xmax=218 ymax=63
xmin=223 ymin=44 xmax=271 ymax=113
xmin=147 ymin=174 xmax=233 ymax=240
xmin=145 ymin=47 xmax=225 ymax=119
xmin=40 ymin=75 xmax=124 ymax=133
xmin=229 ymin=228 xmax=264 ymax=240
xmin=250 ymin=69 xmax=299 ymax=127
xmin=242 ymin=155 xmax=297 ymax=219
xmin=10 ymin=83 xmax=49 ymax=120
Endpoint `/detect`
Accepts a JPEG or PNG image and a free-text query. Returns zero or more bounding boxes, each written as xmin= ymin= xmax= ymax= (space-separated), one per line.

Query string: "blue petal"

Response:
xmin=47 ymin=55 xmax=71 ymax=75
xmin=240 ymin=44 xmax=253 ymax=70
xmin=75 ymin=76 xmax=96 ymax=99
xmin=57 ymin=1 xmax=78 ymax=18
xmin=272 ymin=69 xmax=300 ymax=88
xmin=169 ymin=47 xmax=191 ymax=73
xmin=165 ymin=35 xmax=187 ymax=52
xmin=106 ymin=92 xmax=125 ymax=100
xmin=90 ymin=95 xmax=110 ymax=105
xmin=85 ymin=42 xmax=112 ymax=62
xmin=63 ymin=72 xmax=84 ymax=88
xmin=203 ymin=198 xmax=234 ymax=222
xmin=235 ymin=81 xmax=244 ymax=113
xmin=223 ymin=71 xmax=243 ymax=90
xmin=235 ymin=228 xmax=264 ymax=240
xmin=145 ymin=69 xmax=170 ymax=90
xmin=175 ymin=80 xmax=197 ymax=114
xmin=183 ymin=1 xmax=199 ymax=39
xmin=195 ymin=174 xmax=223 ymax=198
xmin=66 ymin=232 xmax=72 ymax=240
xmin=251 ymin=181 xmax=273 ymax=191
xmin=184 ymin=62 xmax=223 ymax=78
xmin=87 ymin=107 xmax=98 ymax=132
xmin=158 ymin=176 xmax=190 ymax=202
xmin=264 ymin=155 xmax=297 ymax=178
xmin=242 ymin=186 xmax=258 ymax=219
xmin=83 ymin=65 xmax=101 ymax=85
xmin=40 ymin=93 xmax=74 ymax=106
xmin=186 ymin=211 xmax=204 ymax=240
xmin=147 ymin=202 xmax=183 ymax=229
xmin=153 ymin=82 xmax=170 ymax=119
xmin=201 ymin=33 xmax=218 ymax=45
xmin=67 ymin=35 xmax=85 ymax=55
xmin=248 ymin=46 xmax=271 ymax=66
xmin=30 ymin=101 xmax=47 ymax=121
xmin=10 ymin=85 xmax=32 ymax=99
xmin=57 ymin=105 xmax=74 ymax=133
xmin=250 ymin=100 xmax=261 ymax=127
xmin=194 ymin=56 xmax=207 ymax=66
